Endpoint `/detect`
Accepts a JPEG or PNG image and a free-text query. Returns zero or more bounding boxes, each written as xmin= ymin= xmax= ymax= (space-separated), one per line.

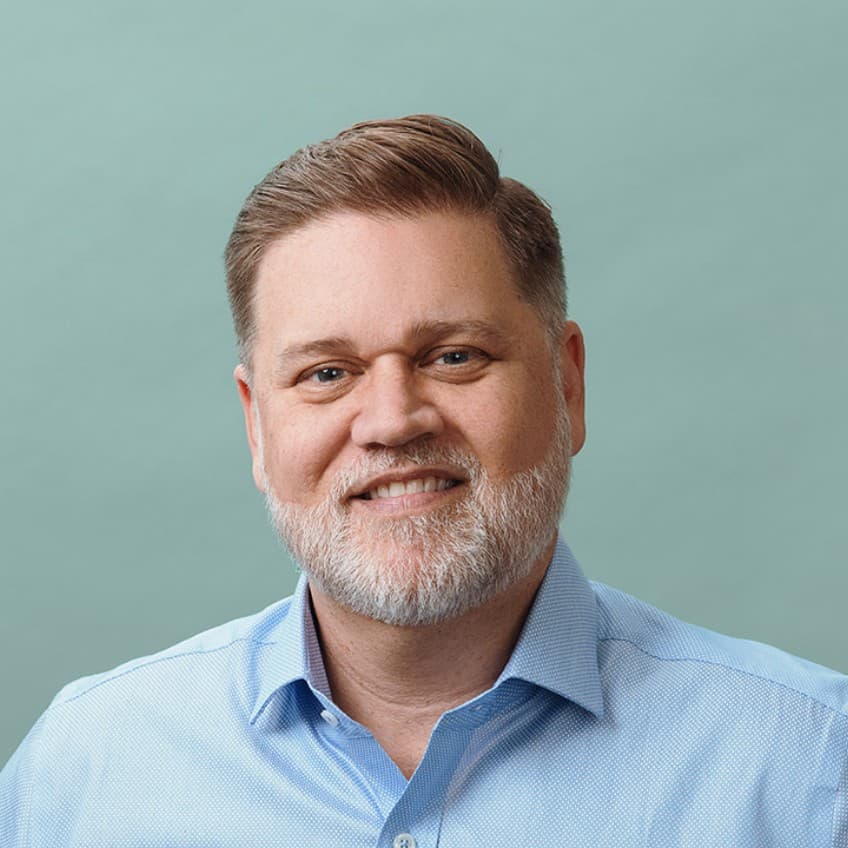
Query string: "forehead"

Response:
xmin=251 ymin=210 xmax=541 ymax=360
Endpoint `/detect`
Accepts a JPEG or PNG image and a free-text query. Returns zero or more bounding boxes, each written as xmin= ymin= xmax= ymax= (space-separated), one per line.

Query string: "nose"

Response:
xmin=350 ymin=359 xmax=444 ymax=448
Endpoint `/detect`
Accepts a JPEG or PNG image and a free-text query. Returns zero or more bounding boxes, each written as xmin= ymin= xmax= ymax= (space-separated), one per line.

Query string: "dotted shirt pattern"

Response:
xmin=2 ymin=540 xmax=847 ymax=847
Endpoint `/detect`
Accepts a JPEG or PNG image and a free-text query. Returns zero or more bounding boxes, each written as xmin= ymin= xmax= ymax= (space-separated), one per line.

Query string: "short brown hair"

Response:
xmin=225 ymin=115 xmax=566 ymax=370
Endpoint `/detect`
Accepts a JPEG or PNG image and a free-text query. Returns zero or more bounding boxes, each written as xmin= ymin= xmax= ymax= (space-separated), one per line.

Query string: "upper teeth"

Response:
xmin=367 ymin=477 xmax=454 ymax=499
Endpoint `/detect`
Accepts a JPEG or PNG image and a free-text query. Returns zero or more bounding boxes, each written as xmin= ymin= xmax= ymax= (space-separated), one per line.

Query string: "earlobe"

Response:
xmin=234 ymin=365 xmax=267 ymax=493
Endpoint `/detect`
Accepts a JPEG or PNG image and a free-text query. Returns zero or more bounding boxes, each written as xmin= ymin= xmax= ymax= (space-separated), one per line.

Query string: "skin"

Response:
xmin=235 ymin=209 xmax=586 ymax=777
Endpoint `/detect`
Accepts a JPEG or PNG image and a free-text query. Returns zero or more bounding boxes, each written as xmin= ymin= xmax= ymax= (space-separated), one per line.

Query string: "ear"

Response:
xmin=234 ymin=364 xmax=267 ymax=493
xmin=558 ymin=321 xmax=586 ymax=456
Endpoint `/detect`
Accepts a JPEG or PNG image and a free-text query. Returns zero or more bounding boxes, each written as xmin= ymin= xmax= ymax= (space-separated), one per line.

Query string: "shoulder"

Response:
xmin=6 ymin=594 xmax=297 ymax=777
xmin=51 ymin=595 xmax=294 ymax=712
xmin=587 ymin=582 xmax=848 ymax=839
xmin=591 ymin=580 xmax=848 ymax=717
xmin=0 ymin=597 xmax=299 ymax=846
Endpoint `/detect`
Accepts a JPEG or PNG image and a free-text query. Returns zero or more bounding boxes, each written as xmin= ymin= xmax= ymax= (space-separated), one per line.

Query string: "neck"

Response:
xmin=308 ymin=537 xmax=556 ymax=777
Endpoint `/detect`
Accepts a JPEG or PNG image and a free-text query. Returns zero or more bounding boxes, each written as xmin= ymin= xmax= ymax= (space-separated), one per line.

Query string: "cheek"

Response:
xmin=457 ymin=384 xmax=558 ymax=475
xmin=261 ymin=407 xmax=351 ymax=500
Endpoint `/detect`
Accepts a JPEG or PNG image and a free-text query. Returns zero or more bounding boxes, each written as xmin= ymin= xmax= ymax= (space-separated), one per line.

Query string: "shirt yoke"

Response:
xmin=592 ymin=581 xmax=848 ymax=718
xmin=48 ymin=596 xmax=293 ymax=710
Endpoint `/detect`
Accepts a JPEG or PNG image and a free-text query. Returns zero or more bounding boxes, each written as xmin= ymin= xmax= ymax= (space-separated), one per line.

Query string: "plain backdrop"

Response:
xmin=2 ymin=0 xmax=846 ymax=762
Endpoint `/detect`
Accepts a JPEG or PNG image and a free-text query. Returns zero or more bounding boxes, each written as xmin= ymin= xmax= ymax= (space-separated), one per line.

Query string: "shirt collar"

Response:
xmin=249 ymin=575 xmax=325 ymax=724
xmin=250 ymin=536 xmax=604 ymax=723
xmin=497 ymin=537 xmax=604 ymax=717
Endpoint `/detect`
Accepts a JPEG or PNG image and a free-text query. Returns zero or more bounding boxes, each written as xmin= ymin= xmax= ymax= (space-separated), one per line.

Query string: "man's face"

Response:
xmin=236 ymin=210 xmax=586 ymax=625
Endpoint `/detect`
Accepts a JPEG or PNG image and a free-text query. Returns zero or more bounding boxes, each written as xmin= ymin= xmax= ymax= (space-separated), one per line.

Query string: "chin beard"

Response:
xmin=259 ymin=403 xmax=571 ymax=626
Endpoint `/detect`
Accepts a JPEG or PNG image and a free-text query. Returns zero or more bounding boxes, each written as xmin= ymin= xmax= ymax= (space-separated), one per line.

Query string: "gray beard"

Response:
xmin=259 ymin=401 xmax=571 ymax=626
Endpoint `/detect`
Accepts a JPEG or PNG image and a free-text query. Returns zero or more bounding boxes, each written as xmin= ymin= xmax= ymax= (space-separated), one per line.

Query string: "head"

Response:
xmin=226 ymin=116 xmax=585 ymax=626
xmin=225 ymin=114 xmax=567 ymax=378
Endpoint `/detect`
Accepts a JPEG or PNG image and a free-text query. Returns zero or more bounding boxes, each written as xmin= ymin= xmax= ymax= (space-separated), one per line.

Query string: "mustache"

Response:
xmin=332 ymin=443 xmax=482 ymax=501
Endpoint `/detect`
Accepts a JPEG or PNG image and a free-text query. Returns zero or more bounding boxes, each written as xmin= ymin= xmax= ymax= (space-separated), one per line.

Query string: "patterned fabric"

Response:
xmin=2 ymin=539 xmax=847 ymax=846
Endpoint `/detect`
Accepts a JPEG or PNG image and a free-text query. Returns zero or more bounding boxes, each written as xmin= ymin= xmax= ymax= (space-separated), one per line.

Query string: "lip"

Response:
xmin=348 ymin=466 xmax=468 ymax=500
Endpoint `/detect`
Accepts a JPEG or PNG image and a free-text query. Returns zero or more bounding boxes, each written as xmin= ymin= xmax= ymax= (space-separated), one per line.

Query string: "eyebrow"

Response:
xmin=273 ymin=320 xmax=512 ymax=375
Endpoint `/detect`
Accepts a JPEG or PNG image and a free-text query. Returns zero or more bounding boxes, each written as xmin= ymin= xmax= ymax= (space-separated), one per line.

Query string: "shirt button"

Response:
xmin=319 ymin=709 xmax=339 ymax=727
xmin=393 ymin=835 xmax=416 ymax=848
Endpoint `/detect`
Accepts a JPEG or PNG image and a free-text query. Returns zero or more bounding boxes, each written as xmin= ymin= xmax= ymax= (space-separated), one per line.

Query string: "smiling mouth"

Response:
xmin=355 ymin=477 xmax=462 ymax=501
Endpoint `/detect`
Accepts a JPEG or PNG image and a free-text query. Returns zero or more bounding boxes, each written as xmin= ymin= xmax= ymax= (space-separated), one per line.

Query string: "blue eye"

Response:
xmin=438 ymin=351 xmax=471 ymax=365
xmin=311 ymin=367 xmax=346 ymax=383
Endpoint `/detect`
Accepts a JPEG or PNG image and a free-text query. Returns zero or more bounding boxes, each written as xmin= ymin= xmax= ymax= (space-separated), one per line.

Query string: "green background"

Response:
xmin=2 ymin=0 xmax=846 ymax=762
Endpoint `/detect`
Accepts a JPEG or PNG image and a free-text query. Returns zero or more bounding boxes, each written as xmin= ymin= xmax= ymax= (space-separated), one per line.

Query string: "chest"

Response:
xmin=58 ymin=692 xmax=831 ymax=848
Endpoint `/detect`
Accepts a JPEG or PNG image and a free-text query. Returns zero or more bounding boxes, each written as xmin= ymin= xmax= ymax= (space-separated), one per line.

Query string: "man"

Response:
xmin=2 ymin=115 xmax=846 ymax=846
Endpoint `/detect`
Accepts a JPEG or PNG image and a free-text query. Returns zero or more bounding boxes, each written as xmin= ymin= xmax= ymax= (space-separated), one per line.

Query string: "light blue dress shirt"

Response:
xmin=2 ymin=539 xmax=847 ymax=846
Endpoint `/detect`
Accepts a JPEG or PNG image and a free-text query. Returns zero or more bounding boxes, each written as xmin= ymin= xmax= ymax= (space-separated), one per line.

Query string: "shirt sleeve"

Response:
xmin=0 ymin=716 xmax=45 ymax=848
xmin=835 ymin=757 xmax=848 ymax=848
xmin=0 ymin=695 xmax=89 ymax=848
